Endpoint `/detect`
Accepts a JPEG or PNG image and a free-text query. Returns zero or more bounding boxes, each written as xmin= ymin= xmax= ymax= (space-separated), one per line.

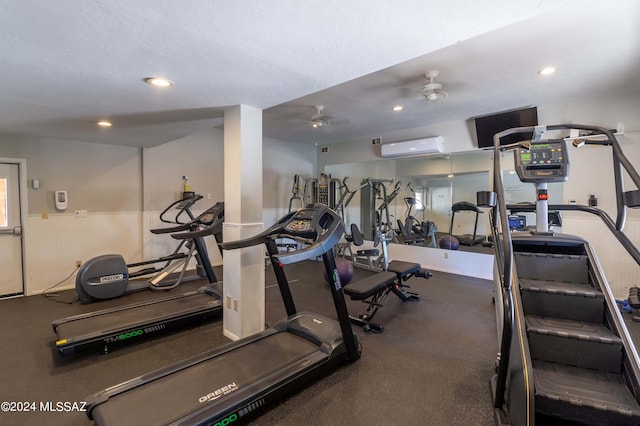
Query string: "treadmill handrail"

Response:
xmin=273 ymin=218 xmax=342 ymax=265
xmin=159 ymin=193 xmax=203 ymax=224
xmin=221 ymin=211 xmax=297 ymax=250
xmin=152 ymin=201 xmax=224 ymax=235
xmin=451 ymin=201 xmax=483 ymax=213
xmin=171 ymin=220 xmax=222 ymax=240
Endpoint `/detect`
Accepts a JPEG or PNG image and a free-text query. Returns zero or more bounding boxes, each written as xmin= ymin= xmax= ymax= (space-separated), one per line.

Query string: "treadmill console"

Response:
xmin=284 ymin=219 xmax=312 ymax=233
xmin=222 ymin=204 xmax=344 ymax=265
xmin=280 ymin=206 xmax=334 ymax=240
xmin=514 ymin=139 xmax=569 ymax=183
xmin=197 ymin=202 xmax=224 ymax=226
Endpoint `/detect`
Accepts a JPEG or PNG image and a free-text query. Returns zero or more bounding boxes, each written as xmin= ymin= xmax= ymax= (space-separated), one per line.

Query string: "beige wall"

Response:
xmin=143 ymin=127 xmax=225 ymax=213
xmin=0 ymin=134 xmax=141 ymax=215
xmin=0 ymin=127 xmax=315 ymax=295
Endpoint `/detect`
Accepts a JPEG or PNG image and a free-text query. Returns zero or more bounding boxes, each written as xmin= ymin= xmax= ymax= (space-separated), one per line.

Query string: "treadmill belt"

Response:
xmin=90 ymin=332 xmax=322 ymax=426
xmin=56 ymin=293 xmax=220 ymax=340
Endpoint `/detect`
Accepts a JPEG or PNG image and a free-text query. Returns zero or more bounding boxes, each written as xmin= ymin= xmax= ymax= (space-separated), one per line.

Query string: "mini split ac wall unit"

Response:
xmin=380 ymin=136 xmax=444 ymax=158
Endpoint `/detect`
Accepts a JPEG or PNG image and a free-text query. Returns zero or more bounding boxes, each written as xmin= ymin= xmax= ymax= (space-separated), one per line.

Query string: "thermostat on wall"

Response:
xmin=54 ymin=190 xmax=68 ymax=211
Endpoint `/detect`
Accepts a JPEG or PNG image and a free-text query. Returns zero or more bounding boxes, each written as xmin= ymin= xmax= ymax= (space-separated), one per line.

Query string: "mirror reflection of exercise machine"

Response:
xmin=448 ymin=201 xmax=485 ymax=246
xmin=288 ymin=173 xmax=339 ymax=213
xmin=343 ymin=223 xmax=391 ymax=272
xmin=397 ymin=186 xmax=437 ymax=247
xmin=482 ymin=124 xmax=640 ymax=426
xmin=360 ymin=178 xmax=400 ymax=241
xmin=288 ymin=174 xmax=316 ymax=212
xmin=334 ymin=177 xmax=369 ymax=230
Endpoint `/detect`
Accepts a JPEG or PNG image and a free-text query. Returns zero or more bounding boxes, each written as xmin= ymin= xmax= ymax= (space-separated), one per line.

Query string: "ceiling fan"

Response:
xmin=421 ymin=70 xmax=447 ymax=101
xmin=310 ymin=105 xmax=331 ymax=128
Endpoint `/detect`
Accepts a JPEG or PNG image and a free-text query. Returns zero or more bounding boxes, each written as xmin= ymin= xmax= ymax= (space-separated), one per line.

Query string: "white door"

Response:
xmin=429 ymin=186 xmax=452 ymax=233
xmin=0 ymin=162 xmax=24 ymax=297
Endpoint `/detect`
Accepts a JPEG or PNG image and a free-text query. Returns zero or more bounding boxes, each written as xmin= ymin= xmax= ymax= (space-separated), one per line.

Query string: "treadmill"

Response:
xmin=84 ymin=204 xmax=360 ymax=425
xmin=449 ymin=201 xmax=485 ymax=246
xmin=52 ymin=203 xmax=225 ymax=356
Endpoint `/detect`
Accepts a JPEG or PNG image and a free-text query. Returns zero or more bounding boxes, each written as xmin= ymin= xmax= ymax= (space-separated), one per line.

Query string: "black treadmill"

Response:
xmin=449 ymin=201 xmax=485 ymax=246
xmin=52 ymin=203 xmax=225 ymax=356
xmin=84 ymin=204 xmax=360 ymax=425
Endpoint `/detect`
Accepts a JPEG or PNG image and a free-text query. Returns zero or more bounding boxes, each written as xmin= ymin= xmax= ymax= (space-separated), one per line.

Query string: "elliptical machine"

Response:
xmin=397 ymin=184 xmax=438 ymax=247
xmin=76 ymin=196 xmax=224 ymax=303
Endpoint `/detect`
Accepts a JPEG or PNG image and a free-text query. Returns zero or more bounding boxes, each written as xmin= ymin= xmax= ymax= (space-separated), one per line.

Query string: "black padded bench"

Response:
xmin=388 ymin=260 xmax=431 ymax=281
xmin=343 ymin=260 xmax=431 ymax=332
xmin=344 ymin=272 xmax=396 ymax=301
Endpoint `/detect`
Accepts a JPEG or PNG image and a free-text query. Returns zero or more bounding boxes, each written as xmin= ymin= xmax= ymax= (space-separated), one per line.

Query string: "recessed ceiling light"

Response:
xmin=143 ymin=77 xmax=174 ymax=87
xmin=97 ymin=120 xmax=112 ymax=127
xmin=538 ymin=66 xmax=557 ymax=76
xmin=392 ymin=105 xmax=403 ymax=111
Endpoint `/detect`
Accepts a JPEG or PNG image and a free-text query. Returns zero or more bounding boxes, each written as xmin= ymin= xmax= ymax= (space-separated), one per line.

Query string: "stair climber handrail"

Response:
xmin=489 ymin=124 xmax=640 ymax=416
xmin=488 ymin=126 xmax=520 ymax=411
xmin=585 ymin=243 xmax=640 ymax=400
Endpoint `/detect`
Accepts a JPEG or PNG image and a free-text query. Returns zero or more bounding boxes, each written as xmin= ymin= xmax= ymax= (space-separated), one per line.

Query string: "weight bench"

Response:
xmin=343 ymin=260 xmax=431 ymax=332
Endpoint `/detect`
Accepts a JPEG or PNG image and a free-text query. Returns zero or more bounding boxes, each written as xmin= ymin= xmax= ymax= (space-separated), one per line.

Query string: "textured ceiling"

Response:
xmin=1 ymin=0 xmax=638 ymax=148
xmin=264 ymin=0 xmax=640 ymax=145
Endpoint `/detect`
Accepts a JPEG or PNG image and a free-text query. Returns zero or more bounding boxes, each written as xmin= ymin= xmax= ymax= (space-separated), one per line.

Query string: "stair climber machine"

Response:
xmin=479 ymin=124 xmax=640 ymax=425
xmin=52 ymin=202 xmax=225 ymax=356
xmin=76 ymin=194 xmax=217 ymax=304
xmin=83 ymin=204 xmax=360 ymax=425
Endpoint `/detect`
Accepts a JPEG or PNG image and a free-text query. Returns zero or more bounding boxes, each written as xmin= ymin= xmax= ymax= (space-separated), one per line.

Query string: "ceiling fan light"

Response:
xmin=425 ymin=91 xmax=446 ymax=101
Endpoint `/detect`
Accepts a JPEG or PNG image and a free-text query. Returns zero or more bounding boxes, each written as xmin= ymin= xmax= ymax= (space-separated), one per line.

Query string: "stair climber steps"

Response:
xmin=515 ymin=252 xmax=589 ymax=284
xmin=533 ymin=360 xmax=640 ymax=425
xmin=520 ymin=279 xmax=605 ymax=323
xmin=526 ymin=315 xmax=622 ymax=373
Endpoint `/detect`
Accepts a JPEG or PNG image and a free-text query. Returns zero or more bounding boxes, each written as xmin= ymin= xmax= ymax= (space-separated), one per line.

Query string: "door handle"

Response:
xmin=0 ymin=226 xmax=21 ymax=235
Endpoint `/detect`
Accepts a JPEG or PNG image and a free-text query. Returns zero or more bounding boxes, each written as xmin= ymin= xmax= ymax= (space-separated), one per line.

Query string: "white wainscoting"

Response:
xmin=356 ymin=239 xmax=494 ymax=281
xmin=23 ymin=211 xmax=640 ymax=299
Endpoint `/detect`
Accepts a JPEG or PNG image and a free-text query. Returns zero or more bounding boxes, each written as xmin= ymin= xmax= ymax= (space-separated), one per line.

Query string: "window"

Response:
xmin=0 ymin=178 xmax=7 ymax=227
xmin=414 ymin=187 xmax=425 ymax=211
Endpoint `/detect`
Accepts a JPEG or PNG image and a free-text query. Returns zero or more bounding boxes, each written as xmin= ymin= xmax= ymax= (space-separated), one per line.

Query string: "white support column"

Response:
xmin=223 ymin=105 xmax=265 ymax=340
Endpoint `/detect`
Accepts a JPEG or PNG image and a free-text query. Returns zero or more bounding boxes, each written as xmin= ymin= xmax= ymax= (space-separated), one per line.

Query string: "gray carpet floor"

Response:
xmin=0 ymin=261 xmax=530 ymax=425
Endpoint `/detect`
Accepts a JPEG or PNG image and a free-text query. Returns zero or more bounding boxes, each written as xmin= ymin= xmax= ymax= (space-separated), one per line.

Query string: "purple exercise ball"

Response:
xmin=324 ymin=257 xmax=354 ymax=285
xmin=439 ymin=234 xmax=460 ymax=250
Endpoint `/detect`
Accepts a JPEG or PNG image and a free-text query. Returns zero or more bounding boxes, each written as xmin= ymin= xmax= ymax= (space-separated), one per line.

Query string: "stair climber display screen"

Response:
xmin=514 ymin=139 xmax=569 ymax=183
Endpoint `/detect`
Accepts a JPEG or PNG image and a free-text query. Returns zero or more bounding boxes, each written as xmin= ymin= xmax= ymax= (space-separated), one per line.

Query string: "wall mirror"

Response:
xmin=324 ymin=148 xmax=564 ymax=252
